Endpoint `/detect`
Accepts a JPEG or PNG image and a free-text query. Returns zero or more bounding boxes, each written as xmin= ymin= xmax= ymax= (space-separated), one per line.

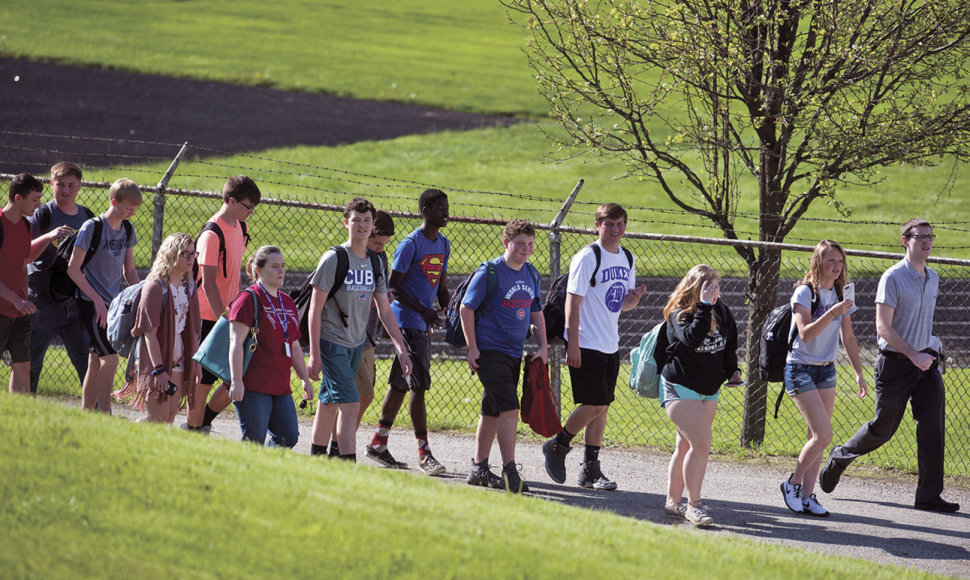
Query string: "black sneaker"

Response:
xmin=818 ymin=453 xmax=845 ymax=494
xmin=365 ymin=444 xmax=408 ymax=469
xmin=577 ymin=459 xmax=618 ymax=491
xmin=502 ymin=462 xmax=529 ymax=494
xmin=914 ymin=497 xmax=960 ymax=513
xmin=466 ymin=459 xmax=503 ymax=489
xmin=328 ymin=441 xmax=340 ymax=458
xmin=542 ymin=438 xmax=570 ymax=484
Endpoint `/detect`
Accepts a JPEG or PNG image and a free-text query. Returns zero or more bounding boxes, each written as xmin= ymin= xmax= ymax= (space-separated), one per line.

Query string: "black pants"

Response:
xmin=830 ymin=351 xmax=945 ymax=502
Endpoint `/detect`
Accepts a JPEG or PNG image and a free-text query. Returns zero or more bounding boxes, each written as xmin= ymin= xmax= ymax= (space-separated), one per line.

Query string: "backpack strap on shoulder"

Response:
xmin=588 ymin=243 xmax=602 ymax=287
xmin=327 ymin=246 xmax=351 ymax=328
xmin=37 ymin=204 xmax=52 ymax=233
xmin=240 ymin=220 xmax=250 ymax=248
xmin=81 ymin=217 xmax=105 ymax=270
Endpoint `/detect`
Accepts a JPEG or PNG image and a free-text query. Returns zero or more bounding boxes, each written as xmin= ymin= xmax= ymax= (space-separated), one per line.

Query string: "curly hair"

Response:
xmin=148 ymin=233 xmax=195 ymax=287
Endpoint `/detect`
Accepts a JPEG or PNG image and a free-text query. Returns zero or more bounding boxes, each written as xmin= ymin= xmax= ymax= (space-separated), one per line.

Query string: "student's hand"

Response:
xmin=833 ymin=300 xmax=854 ymax=316
xmin=300 ymin=378 xmax=315 ymax=403
xmin=398 ymin=352 xmax=413 ymax=378
xmin=307 ymin=356 xmax=321 ymax=381
xmin=466 ymin=345 xmax=480 ymax=373
xmin=566 ymin=342 xmax=582 ymax=368
xmin=153 ymin=372 xmax=170 ymax=392
xmin=95 ymin=300 xmax=108 ymax=327
xmin=421 ymin=306 xmax=442 ymax=328
xmin=855 ymin=374 xmax=868 ymax=398
xmin=13 ymin=297 xmax=37 ymax=316
xmin=229 ymin=382 xmax=245 ymax=402
xmin=725 ymin=370 xmax=743 ymax=387
xmin=700 ymin=280 xmax=719 ymax=305
xmin=628 ymin=285 xmax=646 ymax=302
xmin=536 ymin=343 xmax=549 ymax=365
xmin=909 ymin=351 xmax=935 ymax=371
xmin=50 ymin=225 xmax=74 ymax=243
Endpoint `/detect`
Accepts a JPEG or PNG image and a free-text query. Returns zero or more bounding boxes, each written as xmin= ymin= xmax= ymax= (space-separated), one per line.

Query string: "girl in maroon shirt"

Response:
xmin=228 ymin=246 xmax=313 ymax=447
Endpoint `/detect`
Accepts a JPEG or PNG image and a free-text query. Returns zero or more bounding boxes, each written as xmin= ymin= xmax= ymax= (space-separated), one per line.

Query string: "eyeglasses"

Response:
xmin=180 ymin=250 xmax=198 ymax=259
xmin=239 ymin=200 xmax=257 ymax=212
xmin=907 ymin=234 xmax=935 ymax=242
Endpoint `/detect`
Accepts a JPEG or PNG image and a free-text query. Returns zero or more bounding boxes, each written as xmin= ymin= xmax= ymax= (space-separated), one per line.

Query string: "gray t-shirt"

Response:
xmin=310 ymin=245 xmax=387 ymax=348
xmin=787 ymin=285 xmax=856 ymax=365
xmin=75 ymin=216 xmax=137 ymax=306
xmin=27 ymin=201 xmax=93 ymax=302
xmin=876 ymin=259 xmax=941 ymax=353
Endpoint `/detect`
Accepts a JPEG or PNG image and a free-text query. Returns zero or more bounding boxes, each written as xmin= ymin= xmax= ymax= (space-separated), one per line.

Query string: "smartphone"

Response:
xmin=166 ymin=382 xmax=178 ymax=396
xmin=843 ymin=283 xmax=855 ymax=303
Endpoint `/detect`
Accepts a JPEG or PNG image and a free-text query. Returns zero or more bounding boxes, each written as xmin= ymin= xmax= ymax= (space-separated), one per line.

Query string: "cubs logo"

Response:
xmin=358 ymin=291 xmax=367 ymax=302
xmin=419 ymin=254 xmax=446 ymax=287
xmin=517 ymin=309 xmax=525 ymax=320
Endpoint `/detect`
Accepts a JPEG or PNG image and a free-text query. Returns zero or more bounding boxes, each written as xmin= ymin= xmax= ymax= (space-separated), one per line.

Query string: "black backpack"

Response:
xmin=48 ymin=217 xmax=134 ymax=302
xmin=444 ymin=259 xmax=541 ymax=348
xmin=291 ymin=246 xmax=384 ymax=347
xmin=34 ymin=203 xmax=95 ymax=235
xmin=193 ymin=219 xmax=250 ymax=285
xmin=760 ymin=284 xmax=841 ymax=417
xmin=543 ymin=244 xmax=633 ymax=344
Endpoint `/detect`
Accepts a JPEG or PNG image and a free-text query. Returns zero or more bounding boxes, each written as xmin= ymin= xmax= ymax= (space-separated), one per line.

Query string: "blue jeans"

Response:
xmin=28 ymin=296 xmax=90 ymax=393
xmin=234 ymin=391 xmax=300 ymax=448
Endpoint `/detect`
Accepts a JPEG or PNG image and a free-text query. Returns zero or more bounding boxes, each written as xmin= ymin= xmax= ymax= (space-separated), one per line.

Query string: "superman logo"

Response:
xmin=419 ymin=254 xmax=446 ymax=287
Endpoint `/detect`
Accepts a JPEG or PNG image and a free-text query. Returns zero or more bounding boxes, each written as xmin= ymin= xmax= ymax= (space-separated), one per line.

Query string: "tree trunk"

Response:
xmin=740 ymin=247 xmax=782 ymax=447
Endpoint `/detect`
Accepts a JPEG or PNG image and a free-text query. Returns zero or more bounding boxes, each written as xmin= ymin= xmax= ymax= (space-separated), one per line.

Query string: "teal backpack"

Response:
xmin=628 ymin=321 xmax=669 ymax=398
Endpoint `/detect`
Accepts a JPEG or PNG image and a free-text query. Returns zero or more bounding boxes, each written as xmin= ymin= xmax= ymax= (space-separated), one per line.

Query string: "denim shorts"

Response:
xmin=659 ymin=375 xmax=719 ymax=407
xmin=784 ymin=362 xmax=837 ymax=396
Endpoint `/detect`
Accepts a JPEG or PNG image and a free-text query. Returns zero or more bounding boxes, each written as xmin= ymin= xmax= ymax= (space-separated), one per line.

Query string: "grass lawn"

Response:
xmin=0 ymin=0 xmax=544 ymax=117
xmin=0 ymin=392 xmax=944 ymax=579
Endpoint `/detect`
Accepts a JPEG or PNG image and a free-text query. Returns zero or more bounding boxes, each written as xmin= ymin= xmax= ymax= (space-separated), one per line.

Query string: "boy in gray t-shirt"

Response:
xmin=306 ymin=198 xmax=412 ymax=462
xmin=67 ymin=178 xmax=142 ymax=414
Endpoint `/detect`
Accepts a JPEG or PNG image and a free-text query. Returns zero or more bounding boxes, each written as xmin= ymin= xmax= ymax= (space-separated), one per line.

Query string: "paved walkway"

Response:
xmin=105 ymin=403 xmax=970 ymax=578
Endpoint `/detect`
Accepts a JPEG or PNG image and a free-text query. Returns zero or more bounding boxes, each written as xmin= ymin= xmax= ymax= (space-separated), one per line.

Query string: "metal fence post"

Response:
xmin=547 ymin=179 xmax=584 ymax=416
xmin=152 ymin=142 xmax=188 ymax=261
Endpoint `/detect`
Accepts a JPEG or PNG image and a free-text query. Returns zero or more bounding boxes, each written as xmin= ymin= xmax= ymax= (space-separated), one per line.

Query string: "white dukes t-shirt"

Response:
xmin=565 ymin=242 xmax=636 ymax=354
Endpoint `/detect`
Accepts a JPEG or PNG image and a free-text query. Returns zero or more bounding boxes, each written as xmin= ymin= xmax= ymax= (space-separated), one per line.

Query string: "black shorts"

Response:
xmin=389 ymin=328 xmax=431 ymax=393
xmin=477 ymin=350 xmax=522 ymax=417
xmin=79 ymin=299 xmax=115 ymax=357
xmin=199 ymin=318 xmax=220 ymax=385
xmin=568 ymin=347 xmax=620 ymax=406
xmin=0 ymin=314 xmax=31 ymax=363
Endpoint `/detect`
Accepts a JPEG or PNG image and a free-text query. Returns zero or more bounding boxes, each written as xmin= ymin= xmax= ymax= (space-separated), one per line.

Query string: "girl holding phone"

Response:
xmin=780 ymin=240 xmax=867 ymax=517
xmin=117 ymin=233 xmax=201 ymax=423
xmin=660 ymin=264 xmax=742 ymax=527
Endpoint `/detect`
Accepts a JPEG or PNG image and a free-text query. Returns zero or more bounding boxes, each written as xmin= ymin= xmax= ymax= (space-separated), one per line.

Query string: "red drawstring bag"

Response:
xmin=520 ymin=354 xmax=563 ymax=437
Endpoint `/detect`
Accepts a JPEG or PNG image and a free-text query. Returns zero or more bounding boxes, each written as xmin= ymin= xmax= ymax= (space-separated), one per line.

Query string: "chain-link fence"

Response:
xmin=4 ymin=173 xmax=968 ymax=478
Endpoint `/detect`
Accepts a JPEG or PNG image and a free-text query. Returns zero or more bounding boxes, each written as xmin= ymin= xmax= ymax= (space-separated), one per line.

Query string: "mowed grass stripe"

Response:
xmin=0 ymin=393 xmax=941 ymax=579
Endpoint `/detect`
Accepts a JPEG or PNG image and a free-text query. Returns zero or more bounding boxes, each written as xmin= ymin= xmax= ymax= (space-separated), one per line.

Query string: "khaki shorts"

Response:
xmin=355 ymin=346 xmax=376 ymax=399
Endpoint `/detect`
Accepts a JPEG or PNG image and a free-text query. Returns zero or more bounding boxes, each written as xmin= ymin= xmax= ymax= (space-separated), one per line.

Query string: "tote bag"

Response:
xmin=192 ymin=289 xmax=259 ymax=384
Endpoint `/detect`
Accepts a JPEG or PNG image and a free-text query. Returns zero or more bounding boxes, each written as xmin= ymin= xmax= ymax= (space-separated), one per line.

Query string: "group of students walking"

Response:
xmin=1 ymin=164 xmax=959 ymax=527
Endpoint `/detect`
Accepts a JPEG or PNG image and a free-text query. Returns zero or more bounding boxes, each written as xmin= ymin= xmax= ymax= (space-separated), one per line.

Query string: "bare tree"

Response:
xmin=505 ymin=0 xmax=970 ymax=445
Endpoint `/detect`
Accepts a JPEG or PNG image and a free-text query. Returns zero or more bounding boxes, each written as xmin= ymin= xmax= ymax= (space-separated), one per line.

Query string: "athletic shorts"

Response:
xmin=477 ymin=350 xmax=522 ymax=417
xmin=0 ymin=314 xmax=31 ymax=363
xmin=567 ymin=346 xmax=619 ymax=406
xmin=318 ymin=339 xmax=365 ymax=405
xmin=354 ymin=345 xmax=376 ymax=399
xmin=784 ymin=362 xmax=837 ymax=396
xmin=79 ymin=299 xmax=116 ymax=357
xmin=389 ymin=328 xmax=431 ymax=393
xmin=659 ymin=375 xmax=720 ymax=407
xmin=199 ymin=319 xmax=220 ymax=385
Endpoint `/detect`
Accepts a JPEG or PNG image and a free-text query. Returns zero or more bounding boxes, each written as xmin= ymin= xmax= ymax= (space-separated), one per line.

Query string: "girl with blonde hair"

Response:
xmin=116 ymin=233 xmax=201 ymax=423
xmin=660 ymin=264 xmax=742 ymax=526
xmin=780 ymin=240 xmax=866 ymax=517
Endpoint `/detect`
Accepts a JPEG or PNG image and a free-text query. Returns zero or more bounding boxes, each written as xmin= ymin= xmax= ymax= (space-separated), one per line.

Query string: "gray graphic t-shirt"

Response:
xmin=75 ymin=216 xmax=137 ymax=305
xmin=28 ymin=201 xmax=93 ymax=301
xmin=310 ymin=245 xmax=387 ymax=348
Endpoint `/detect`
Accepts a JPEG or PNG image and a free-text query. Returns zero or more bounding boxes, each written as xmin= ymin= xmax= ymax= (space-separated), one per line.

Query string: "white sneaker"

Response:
xmin=664 ymin=502 xmax=687 ymax=520
xmin=685 ymin=503 xmax=714 ymax=527
xmin=780 ymin=475 xmax=804 ymax=513
xmin=802 ymin=493 xmax=830 ymax=517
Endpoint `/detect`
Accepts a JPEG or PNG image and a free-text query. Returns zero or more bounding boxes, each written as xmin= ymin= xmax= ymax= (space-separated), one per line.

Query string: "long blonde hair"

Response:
xmin=663 ymin=264 xmax=719 ymax=331
xmin=148 ymin=233 xmax=195 ymax=287
xmin=798 ymin=240 xmax=848 ymax=296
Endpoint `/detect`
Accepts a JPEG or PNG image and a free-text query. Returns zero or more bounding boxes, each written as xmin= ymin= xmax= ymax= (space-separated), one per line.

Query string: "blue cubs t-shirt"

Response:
xmin=390 ymin=229 xmax=449 ymax=331
xmin=462 ymin=257 xmax=542 ymax=359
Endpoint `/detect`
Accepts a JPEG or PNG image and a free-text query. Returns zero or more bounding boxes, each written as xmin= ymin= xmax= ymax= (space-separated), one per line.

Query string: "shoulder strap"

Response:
xmin=37 ymin=204 xmax=52 ymax=233
xmin=327 ymin=246 xmax=351 ymax=328
xmin=588 ymin=243 xmax=602 ymax=287
xmin=81 ymin=217 xmax=104 ymax=270
xmin=621 ymin=246 xmax=634 ymax=269
xmin=240 ymin=220 xmax=250 ymax=248
xmin=122 ymin=220 xmax=134 ymax=245
xmin=366 ymin=248 xmax=383 ymax=284
xmin=21 ymin=217 xmax=30 ymax=236
xmin=201 ymin=221 xmax=229 ymax=279
xmin=82 ymin=206 xmax=95 ymax=220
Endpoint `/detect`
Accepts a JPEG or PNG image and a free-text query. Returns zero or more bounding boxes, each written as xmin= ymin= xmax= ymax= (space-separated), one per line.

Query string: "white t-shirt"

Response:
xmin=564 ymin=242 xmax=635 ymax=354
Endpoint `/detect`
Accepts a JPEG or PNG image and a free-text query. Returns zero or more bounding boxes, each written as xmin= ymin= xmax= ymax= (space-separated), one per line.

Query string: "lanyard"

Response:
xmin=257 ymin=282 xmax=289 ymax=343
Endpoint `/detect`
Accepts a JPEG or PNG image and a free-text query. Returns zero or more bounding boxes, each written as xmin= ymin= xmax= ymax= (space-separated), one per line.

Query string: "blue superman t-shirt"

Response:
xmin=390 ymin=229 xmax=450 ymax=331
xmin=462 ymin=257 xmax=542 ymax=358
